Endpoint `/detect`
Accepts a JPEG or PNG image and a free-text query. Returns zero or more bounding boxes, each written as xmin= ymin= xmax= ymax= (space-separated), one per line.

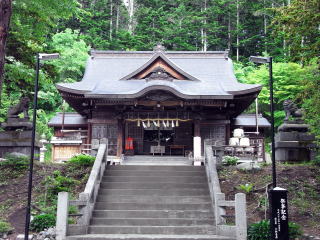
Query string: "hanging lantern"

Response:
xmin=157 ymin=119 xmax=160 ymax=127
xmin=172 ymin=120 xmax=175 ymax=127
xmin=176 ymin=119 xmax=179 ymax=127
xmin=147 ymin=119 xmax=150 ymax=127
xmin=166 ymin=119 xmax=169 ymax=126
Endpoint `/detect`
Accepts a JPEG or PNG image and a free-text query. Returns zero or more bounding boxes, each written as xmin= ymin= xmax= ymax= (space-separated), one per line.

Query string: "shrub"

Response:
xmin=45 ymin=170 xmax=80 ymax=197
xmin=222 ymin=156 xmax=239 ymax=166
xmin=0 ymin=153 xmax=29 ymax=171
xmin=67 ymin=154 xmax=95 ymax=167
xmin=311 ymin=154 xmax=320 ymax=166
xmin=0 ymin=221 xmax=13 ymax=234
xmin=288 ymin=222 xmax=303 ymax=239
xmin=248 ymin=220 xmax=303 ymax=240
xmin=248 ymin=219 xmax=269 ymax=240
xmin=30 ymin=214 xmax=56 ymax=232
xmin=237 ymin=183 xmax=254 ymax=194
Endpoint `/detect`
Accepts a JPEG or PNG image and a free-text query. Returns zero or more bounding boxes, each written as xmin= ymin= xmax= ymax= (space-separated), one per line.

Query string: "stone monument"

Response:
xmin=0 ymin=97 xmax=41 ymax=158
xmin=275 ymin=100 xmax=316 ymax=162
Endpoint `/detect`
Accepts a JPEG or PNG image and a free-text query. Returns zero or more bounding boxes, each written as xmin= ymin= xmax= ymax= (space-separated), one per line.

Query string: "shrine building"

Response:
xmin=51 ymin=46 xmax=264 ymax=161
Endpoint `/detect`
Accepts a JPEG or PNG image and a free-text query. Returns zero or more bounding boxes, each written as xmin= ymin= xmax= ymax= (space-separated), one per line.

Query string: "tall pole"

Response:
xmin=24 ymin=53 xmax=40 ymax=240
xmin=268 ymin=57 xmax=276 ymax=188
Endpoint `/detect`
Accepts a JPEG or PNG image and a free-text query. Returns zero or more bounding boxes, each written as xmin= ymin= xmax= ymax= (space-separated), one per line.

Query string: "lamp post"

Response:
xmin=250 ymin=56 xmax=289 ymax=240
xmin=24 ymin=53 xmax=59 ymax=240
xmin=249 ymin=56 xmax=276 ymax=187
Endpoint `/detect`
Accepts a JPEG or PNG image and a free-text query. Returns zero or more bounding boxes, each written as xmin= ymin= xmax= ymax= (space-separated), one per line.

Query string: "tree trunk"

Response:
xmin=109 ymin=0 xmax=113 ymax=40
xmin=264 ymin=0 xmax=267 ymax=53
xmin=116 ymin=4 xmax=119 ymax=32
xmin=128 ymin=0 xmax=134 ymax=33
xmin=201 ymin=0 xmax=207 ymax=52
xmin=236 ymin=0 xmax=239 ymax=61
xmin=0 ymin=0 xmax=12 ymax=106
xmin=228 ymin=12 xmax=231 ymax=50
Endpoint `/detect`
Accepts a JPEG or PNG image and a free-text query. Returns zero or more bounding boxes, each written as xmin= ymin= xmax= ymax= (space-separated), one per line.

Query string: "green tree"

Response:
xmin=240 ymin=61 xmax=308 ymax=127
xmin=272 ymin=0 xmax=320 ymax=63
xmin=48 ymin=29 xmax=90 ymax=83
xmin=299 ymin=60 xmax=320 ymax=142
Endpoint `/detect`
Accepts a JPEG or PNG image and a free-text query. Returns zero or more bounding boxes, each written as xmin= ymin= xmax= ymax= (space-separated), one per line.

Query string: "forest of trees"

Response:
xmin=0 ymin=0 xmax=319 ymax=141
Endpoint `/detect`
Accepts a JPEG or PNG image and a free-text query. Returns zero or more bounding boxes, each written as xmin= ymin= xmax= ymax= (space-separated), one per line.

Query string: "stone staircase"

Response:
xmin=67 ymin=165 xmax=234 ymax=240
xmin=123 ymin=156 xmax=192 ymax=165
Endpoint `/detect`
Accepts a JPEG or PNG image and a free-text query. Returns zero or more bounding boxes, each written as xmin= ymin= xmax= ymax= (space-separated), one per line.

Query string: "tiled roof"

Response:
xmin=56 ymin=50 xmax=261 ymax=99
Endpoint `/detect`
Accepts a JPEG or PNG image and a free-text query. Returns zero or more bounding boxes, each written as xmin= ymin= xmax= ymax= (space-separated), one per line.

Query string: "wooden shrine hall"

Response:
xmin=54 ymin=45 xmax=262 ymax=161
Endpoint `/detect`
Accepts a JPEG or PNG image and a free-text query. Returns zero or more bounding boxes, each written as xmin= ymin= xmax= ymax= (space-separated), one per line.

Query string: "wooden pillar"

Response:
xmin=194 ymin=120 xmax=200 ymax=137
xmin=117 ymin=119 xmax=123 ymax=157
xmin=193 ymin=120 xmax=202 ymax=164
xmin=226 ymin=123 xmax=230 ymax=145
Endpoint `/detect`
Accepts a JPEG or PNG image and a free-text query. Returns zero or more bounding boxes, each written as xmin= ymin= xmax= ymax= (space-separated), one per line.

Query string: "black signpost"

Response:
xmin=269 ymin=188 xmax=289 ymax=240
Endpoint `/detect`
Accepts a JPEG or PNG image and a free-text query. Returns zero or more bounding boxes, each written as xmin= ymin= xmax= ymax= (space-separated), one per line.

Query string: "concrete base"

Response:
xmin=275 ymin=141 xmax=315 ymax=162
xmin=0 ymin=130 xmax=41 ymax=159
xmin=1 ymin=117 xmax=32 ymax=130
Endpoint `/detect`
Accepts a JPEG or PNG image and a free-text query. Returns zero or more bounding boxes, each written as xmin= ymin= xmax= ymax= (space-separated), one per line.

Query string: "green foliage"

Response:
xmin=30 ymin=214 xmax=56 ymax=232
xmin=0 ymin=154 xmax=29 ymax=171
xmin=0 ymin=221 xmax=13 ymax=234
xmin=237 ymin=183 xmax=254 ymax=194
xmin=248 ymin=220 xmax=303 ymax=240
xmin=299 ymin=61 xmax=320 ymax=143
xmin=248 ymin=219 xmax=270 ymax=240
xmin=312 ymin=155 xmax=320 ymax=166
xmin=48 ymin=29 xmax=90 ymax=83
xmin=67 ymin=154 xmax=95 ymax=167
xmin=7 ymin=0 xmax=80 ymax=63
xmin=222 ymin=156 xmax=239 ymax=166
xmin=288 ymin=222 xmax=303 ymax=239
xmin=239 ymin=61 xmax=309 ymax=127
xmin=44 ymin=170 xmax=80 ymax=198
xmin=272 ymin=0 xmax=320 ymax=63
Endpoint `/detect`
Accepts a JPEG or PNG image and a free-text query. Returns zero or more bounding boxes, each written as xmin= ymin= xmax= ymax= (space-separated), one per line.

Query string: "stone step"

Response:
xmin=98 ymin=188 xmax=210 ymax=196
xmin=106 ymin=165 xmax=204 ymax=171
xmin=94 ymin=202 xmax=212 ymax=211
xmin=105 ymin=170 xmax=205 ymax=176
xmin=122 ymin=161 xmax=192 ymax=166
xmin=90 ymin=218 xmax=214 ymax=226
xmin=102 ymin=176 xmax=207 ymax=183
xmin=96 ymin=195 xmax=211 ymax=204
xmin=92 ymin=210 xmax=214 ymax=219
xmin=88 ymin=225 xmax=216 ymax=235
xmin=100 ymin=182 xmax=208 ymax=189
xmin=67 ymin=234 xmax=235 ymax=240
xmin=123 ymin=157 xmax=190 ymax=163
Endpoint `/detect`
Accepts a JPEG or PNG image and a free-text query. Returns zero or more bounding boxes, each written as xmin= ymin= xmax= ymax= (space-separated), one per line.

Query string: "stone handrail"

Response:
xmin=204 ymin=144 xmax=247 ymax=240
xmin=56 ymin=143 xmax=108 ymax=240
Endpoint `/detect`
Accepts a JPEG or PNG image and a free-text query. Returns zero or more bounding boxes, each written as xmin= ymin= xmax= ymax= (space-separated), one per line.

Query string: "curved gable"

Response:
xmin=120 ymin=52 xmax=199 ymax=82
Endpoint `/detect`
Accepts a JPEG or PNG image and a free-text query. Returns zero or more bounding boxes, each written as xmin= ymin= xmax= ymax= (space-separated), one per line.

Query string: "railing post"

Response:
xmin=56 ymin=192 xmax=69 ymax=240
xmin=235 ymin=193 xmax=247 ymax=240
xmin=215 ymin=193 xmax=226 ymax=225
xmin=78 ymin=193 xmax=90 ymax=226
